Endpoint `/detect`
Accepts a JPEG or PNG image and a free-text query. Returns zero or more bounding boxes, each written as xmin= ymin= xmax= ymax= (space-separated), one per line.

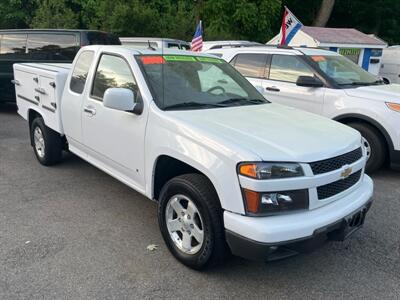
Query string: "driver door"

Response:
xmin=82 ymin=53 xmax=148 ymax=191
xmin=263 ymin=54 xmax=325 ymax=114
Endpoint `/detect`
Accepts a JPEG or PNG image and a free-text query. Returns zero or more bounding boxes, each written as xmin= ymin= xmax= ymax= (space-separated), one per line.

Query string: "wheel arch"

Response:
xmin=152 ymin=155 xmax=218 ymax=202
xmin=28 ymin=109 xmax=44 ymax=146
xmin=334 ymin=113 xmax=394 ymax=155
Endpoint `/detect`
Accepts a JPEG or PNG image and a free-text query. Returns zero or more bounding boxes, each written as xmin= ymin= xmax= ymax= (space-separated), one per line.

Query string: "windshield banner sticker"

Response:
xmin=140 ymin=55 xmax=224 ymax=64
xmin=196 ymin=57 xmax=223 ymax=63
xmin=163 ymin=55 xmax=197 ymax=62
xmin=311 ymin=56 xmax=326 ymax=62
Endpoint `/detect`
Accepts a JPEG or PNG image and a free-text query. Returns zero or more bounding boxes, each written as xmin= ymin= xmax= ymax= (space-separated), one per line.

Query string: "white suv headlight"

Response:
xmin=386 ymin=102 xmax=400 ymax=113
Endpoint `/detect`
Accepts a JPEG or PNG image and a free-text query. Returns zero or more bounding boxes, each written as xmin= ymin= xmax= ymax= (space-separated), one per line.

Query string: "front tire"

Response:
xmin=158 ymin=174 xmax=227 ymax=270
xmin=348 ymin=122 xmax=386 ymax=173
xmin=30 ymin=117 xmax=63 ymax=166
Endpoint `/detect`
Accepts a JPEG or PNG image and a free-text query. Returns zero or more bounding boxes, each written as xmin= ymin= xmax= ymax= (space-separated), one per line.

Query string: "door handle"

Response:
xmin=266 ymin=86 xmax=280 ymax=92
xmin=34 ymin=87 xmax=47 ymax=95
xmin=83 ymin=106 xmax=96 ymax=116
xmin=11 ymin=79 xmax=21 ymax=86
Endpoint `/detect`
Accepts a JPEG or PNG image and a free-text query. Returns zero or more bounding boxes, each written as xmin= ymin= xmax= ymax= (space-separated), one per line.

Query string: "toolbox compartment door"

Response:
xmin=14 ymin=69 xmax=40 ymax=108
xmin=38 ymin=75 xmax=59 ymax=130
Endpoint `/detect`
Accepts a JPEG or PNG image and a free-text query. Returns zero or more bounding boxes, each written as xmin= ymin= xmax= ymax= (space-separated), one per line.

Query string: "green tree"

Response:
xmin=31 ymin=0 xmax=79 ymax=28
xmin=203 ymin=0 xmax=282 ymax=42
xmin=0 ymin=0 xmax=36 ymax=29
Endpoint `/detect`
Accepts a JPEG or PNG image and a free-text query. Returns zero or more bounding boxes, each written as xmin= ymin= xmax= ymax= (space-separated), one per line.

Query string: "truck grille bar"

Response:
xmin=310 ymin=148 xmax=362 ymax=175
xmin=317 ymin=170 xmax=362 ymax=200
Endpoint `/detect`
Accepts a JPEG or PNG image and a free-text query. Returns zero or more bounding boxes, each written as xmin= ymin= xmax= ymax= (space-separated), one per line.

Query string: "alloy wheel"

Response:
xmin=165 ymin=194 xmax=204 ymax=255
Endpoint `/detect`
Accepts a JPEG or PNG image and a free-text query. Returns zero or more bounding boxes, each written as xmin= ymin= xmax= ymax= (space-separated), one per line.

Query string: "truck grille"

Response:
xmin=310 ymin=147 xmax=362 ymax=175
xmin=317 ymin=170 xmax=362 ymax=200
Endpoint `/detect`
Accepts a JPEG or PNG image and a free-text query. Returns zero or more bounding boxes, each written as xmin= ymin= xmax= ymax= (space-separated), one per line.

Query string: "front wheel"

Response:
xmin=348 ymin=122 xmax=386 ymax=173
xmin=158 ymin=174 xmax=227 ymax=270
xmin=30 ymin=117 xmax=63 ymax=166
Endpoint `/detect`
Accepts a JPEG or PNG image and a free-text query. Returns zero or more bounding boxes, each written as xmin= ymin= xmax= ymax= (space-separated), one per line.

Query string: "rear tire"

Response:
xmin=30 ymin=117 xmax=63 ymax=166
xmin=158 ymin=174 xmax=227 ymax=270
xmin=348 ymin=122 xmax=386 ymax=173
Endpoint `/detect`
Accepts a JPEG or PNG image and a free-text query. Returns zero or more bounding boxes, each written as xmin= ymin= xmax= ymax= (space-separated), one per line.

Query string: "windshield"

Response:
xmin=136 ymin=55 xmax=268 ymax=110
xmin=310 ymin=54 xmax=382 ymax=86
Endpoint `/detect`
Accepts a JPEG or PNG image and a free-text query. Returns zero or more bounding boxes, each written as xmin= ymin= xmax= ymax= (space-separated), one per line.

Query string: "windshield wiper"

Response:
xmin=164 ymin=101 xmax=224 ymax=110
xmin=339 ymin=80 xmax=384 ymax=86
xmin=216 ymin=98 xmax=268 ymax=106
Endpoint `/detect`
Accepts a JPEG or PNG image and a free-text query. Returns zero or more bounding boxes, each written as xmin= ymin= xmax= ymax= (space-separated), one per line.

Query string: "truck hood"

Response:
xmin=343 ymin=84 xmax=400 ymax=103
xmin=170 ymin=103 xmax=361 ymax=162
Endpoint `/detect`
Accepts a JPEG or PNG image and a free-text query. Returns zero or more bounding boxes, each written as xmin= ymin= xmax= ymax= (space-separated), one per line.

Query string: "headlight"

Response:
xmin=242 ymin=189 xmax=309 ymax=216
xmin=386 ymin=102 xmax=400 ymax=113
xmin=238 ymin=162 xmax=304 ymax=179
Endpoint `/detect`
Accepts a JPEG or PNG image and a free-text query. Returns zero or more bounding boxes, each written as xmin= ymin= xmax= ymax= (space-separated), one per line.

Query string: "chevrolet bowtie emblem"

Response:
xmin=340 ymin=167 xmax=352 ymax=179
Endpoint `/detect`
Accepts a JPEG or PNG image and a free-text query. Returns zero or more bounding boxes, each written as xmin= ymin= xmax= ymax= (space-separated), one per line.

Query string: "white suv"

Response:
xmin=208 ymin=46 xmax=400 ymax=173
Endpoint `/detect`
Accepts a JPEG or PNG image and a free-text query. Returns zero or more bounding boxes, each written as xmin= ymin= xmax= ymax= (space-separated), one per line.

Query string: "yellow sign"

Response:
xmin=339 ymin=48 xmax=361 ymax=56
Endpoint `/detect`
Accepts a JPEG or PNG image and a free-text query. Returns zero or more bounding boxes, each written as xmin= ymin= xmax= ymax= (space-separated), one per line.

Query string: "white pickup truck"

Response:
xmin=14 ymin=46 xmax=373 ymax=269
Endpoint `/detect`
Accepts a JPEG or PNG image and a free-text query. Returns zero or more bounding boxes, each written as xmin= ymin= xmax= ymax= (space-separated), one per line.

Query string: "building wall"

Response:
xmin=267 ymin=31 xmax=318 ymax=47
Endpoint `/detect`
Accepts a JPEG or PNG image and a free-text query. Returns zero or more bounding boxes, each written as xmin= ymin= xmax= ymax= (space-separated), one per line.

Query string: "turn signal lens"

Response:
xmin=243 ymin=189 xmax=260 ymax=213
xmin=386 ymin=102 xmax=400 ymax=112
xmin=239 ymin=164 xmax=257 ymax=178
xmin=238 ymin=162 xmax=304 ymax=179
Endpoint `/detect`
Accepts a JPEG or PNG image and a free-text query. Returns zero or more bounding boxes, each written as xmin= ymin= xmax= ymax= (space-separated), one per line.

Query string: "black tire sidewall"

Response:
xmin=158 ymin=177 xmax=217 ymax=269
xmin=349 ymin=123 xmax=385 ymax=173
xmin=31 ymin=118 xmax=48 ymax=164
xmin=30 ymin=117 xmax=62 ymax=166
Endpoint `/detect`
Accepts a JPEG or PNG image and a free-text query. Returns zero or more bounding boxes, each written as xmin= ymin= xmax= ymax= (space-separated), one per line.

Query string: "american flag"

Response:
xmin=191 ymin=21 xmax=203 ymax=52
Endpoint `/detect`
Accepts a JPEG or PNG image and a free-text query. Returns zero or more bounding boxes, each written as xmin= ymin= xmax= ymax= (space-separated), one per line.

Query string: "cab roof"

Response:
xmin=82 ymin=45 xmax=219 ymax=58
xmin=206 ymin=45 xmax=340 ymax=56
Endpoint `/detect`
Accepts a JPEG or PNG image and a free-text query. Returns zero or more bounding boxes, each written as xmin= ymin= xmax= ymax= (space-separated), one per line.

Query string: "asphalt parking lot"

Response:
xmin=0 ymin=103 xmax=399 ymax=299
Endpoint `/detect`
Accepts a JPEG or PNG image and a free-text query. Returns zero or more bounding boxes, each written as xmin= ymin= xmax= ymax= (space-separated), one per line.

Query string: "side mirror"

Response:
xmin=296 ymin=76 xmax=324 ymax=88
xmin=103 ymin=88 xmax=142 ymax=115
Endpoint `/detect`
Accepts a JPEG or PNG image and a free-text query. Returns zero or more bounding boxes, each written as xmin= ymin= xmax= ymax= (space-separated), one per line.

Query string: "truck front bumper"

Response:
xmin=224 ymin=175 xmax=373 ymax=261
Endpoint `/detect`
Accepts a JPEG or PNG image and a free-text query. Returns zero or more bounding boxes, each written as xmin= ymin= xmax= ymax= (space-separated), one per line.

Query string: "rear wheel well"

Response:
xmin=28 ymin=110 xmax=42 ymax=146
xmin=337 ymin=117 xmax=389 ymax=157
xmin=28 ymin=109 xmax=42 ymax=128
xmin=153 ymin=156 xmax=207 ymax=201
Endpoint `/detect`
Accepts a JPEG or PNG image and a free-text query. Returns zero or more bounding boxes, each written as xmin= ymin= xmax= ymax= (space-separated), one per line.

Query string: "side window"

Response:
xmin=168 ymin=43 xmax=180 ymax=49
xmin=0 ymin=34 xmax=27 ymax=57
xmin=27 ymin=34 xmax=78 ymax=61
xmin=70 ymin=51 xmax=95 ymax=94
xmin=91 ymin=54 xmax=138 ymax=100
xmin=269 ymin=55 xmax=314 ymax=83
xmin=232 ymin=53 xmax=267 ymax=78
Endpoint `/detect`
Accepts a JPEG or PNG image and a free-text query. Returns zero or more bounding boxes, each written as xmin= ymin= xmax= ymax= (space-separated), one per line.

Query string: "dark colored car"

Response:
xmin=0 ymin=29 xmax=121 ymax=103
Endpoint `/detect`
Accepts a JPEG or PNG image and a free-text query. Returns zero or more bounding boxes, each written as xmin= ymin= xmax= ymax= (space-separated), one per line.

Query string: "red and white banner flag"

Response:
xmin=279 ymin=6 xmax=302 ymax=45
